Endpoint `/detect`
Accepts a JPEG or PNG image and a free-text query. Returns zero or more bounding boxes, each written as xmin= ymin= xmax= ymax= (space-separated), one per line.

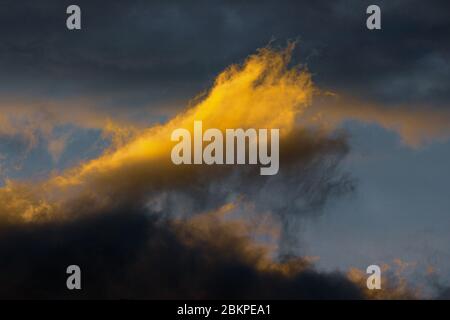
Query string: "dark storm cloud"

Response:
xmin=0 ymin=0 xmax=448 ymax=108
xmin=0 ymin=207 xmax=363 ymax=299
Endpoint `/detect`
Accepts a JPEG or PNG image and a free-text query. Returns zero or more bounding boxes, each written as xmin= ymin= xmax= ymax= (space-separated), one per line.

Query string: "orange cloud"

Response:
xmin=306 ymin=94 xmax=450 ymax=147
xmin=0 ymin=44 xmax=316 ymax=223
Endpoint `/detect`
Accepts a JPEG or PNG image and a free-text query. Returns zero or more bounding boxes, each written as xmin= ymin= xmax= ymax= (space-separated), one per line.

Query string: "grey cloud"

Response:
xmin=0 ymin=206 xmax=363 ymax=299
xmin=0 ymin=0 xmax=448 ymax=110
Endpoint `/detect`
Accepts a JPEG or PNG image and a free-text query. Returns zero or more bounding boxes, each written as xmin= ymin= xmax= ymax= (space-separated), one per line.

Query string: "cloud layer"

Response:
xmin=0 ymin=46 xmax=366 ymax=298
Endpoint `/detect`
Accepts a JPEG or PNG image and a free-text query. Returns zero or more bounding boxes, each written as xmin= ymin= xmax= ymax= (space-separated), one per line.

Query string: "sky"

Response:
xmin=0 ymin=0 xmax=449 ymax=299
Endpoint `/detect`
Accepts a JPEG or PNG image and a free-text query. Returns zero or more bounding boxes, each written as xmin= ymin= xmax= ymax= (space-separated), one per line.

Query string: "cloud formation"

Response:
xmin=0 ymin=46 xmax=365 ymax=298
xmin=306 ymin=95 xmax=450 ymax=147
xmin=0 ymin=0 xmax=448 ymax=299
xmin=0 ymin=204 xmax=365 ymax=299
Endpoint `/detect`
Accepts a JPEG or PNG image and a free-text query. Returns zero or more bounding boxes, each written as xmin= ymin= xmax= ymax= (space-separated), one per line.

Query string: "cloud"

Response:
xmin=1 ymin=43 xmax=439 ymax=299
xmin=304 ymin=94 xmax=450 ymax=147
xmin=347 ymin=261 xmax=420 ymax=299
xmin=1 ymin=0 xmax=449 ymax=114
xmin=1 ymin=0 xmax=448 ymax=169
xmin=0 ymin=46 xmax=364 ymax=298
xmin=0 ymin=44 xmax=315 ymax=221
xmin=0 ymin=204 xmax=364 ymax=299
xmin=0 ymin=0 xmax=448 ymax=299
